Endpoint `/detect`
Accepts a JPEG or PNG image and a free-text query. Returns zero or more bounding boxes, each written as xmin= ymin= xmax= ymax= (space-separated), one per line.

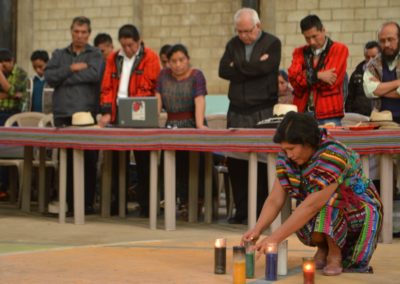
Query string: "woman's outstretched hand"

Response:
xmin=241 ymin=228 xmax=261 ymax=246
xmin=254 ymin=235 xmax=280 ymax=258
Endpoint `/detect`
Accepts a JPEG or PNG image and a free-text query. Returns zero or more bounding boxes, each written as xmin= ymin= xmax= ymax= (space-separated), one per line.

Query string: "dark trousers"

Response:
xmin=133 ymin=150 xmax=150 ymax=213
xmin=54 ymin=116 xmax=98 ymax=211
xmin=110 ymin=151 xmax=129 ymax=213
xmin=65 ymin=149 xmax=98 ymax=210
xmin=226 ymin=106 xmax=273 ymax=221
xmin=227 ymin=157 xmax=268 ymax=220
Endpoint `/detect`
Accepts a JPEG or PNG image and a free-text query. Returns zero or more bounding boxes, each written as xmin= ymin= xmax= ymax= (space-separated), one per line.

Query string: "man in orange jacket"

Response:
xmin=288 ymin=15 xmax=348 ymax=126
xmin=99 ymin=24 xmax=160 ymax=216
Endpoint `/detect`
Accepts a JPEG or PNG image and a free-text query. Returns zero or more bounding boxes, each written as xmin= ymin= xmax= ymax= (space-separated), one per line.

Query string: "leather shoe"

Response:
xmin=66 ymin=206 xmax=95 ymax=217
xmin=227 ymin=216 xmax=246 ymax=224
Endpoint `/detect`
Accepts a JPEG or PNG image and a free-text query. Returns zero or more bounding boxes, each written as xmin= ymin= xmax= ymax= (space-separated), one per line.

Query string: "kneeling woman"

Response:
xmin=242 ymin=112 xmax=382 ymax=275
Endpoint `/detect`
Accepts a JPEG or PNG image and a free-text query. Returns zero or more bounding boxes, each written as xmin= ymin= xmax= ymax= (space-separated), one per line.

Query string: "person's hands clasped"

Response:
xmin=318 ymin=68 xmax=337 ymax=85
xmin=260 ymin=53 xmax=269 ymax=61
xmin=98 ymin=114 xmax=111 ymax=128
xmin=70 ymin=62 xmax=88 ymax=72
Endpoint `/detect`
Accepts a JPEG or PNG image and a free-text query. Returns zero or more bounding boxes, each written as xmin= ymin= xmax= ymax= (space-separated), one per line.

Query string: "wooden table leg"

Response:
xmin=380 ymin=154 xmax=393 ymax=244
xmin=204 ymin=152 xmax=213 ymax=223
xmin=101 ymin=150 xmax=112 ymax=218
xmin=248 ymin=152 xmax=257 ymax=229
xmin=21 ymin=146 xmax=33 ymax=212
xmin=73 ymin=149 xmax=85 ymax=225
xmin=59 ymin=148 xmax=67 ymax=224
xmin=149 ymin=150 xmax=158 ymax=230
xmin=164 ymin=150 xmax=176 ymax=230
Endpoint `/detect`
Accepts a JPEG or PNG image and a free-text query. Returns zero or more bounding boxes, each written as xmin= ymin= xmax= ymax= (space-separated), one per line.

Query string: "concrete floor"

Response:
xmin=1 ymin=202 xmax=400 ymax=284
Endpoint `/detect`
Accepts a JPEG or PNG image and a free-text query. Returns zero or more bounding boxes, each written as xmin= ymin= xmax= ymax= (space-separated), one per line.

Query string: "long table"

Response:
xmin=0 ymin=127 xmax=399 ymax=243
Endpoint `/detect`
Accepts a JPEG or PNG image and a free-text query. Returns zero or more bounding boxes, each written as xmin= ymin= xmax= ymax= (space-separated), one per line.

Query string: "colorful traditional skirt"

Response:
xmin=296 ymin=185 xmax=383 ymax=271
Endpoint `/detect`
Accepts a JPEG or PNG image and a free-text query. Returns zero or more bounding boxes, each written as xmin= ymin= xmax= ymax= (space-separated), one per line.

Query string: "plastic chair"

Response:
xmin=37 ymin=114 xmax=59 ymax=212
xmin=205 ymin=114 xmax=234 ymax=219
xmin=1 ymin=112 xmax=48 ymax=206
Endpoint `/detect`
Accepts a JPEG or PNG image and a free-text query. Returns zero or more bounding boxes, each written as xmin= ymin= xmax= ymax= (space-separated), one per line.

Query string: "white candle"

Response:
xmin=278 ymin=239 xmax=288 ymax=275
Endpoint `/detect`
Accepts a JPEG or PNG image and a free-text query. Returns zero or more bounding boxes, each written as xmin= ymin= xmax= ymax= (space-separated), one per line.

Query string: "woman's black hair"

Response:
xmin=166 ymin=43 xmax=189 ymax=60
xmin=273 ymin=111 xmax=321 ymax=148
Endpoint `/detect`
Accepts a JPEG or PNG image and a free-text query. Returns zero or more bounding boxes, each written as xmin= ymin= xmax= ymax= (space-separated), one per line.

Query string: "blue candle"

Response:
xmin=265 ymin=243 xmax=278 ymax=281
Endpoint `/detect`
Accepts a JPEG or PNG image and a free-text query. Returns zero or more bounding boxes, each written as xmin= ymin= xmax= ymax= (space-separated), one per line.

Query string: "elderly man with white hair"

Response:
xmin=218 ymin=7 xmax=281 ymax=224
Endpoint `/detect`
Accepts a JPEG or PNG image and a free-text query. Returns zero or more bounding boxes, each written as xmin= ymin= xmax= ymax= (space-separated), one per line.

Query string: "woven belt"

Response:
xmin=167 ymin=111 xmax=194 ymax=121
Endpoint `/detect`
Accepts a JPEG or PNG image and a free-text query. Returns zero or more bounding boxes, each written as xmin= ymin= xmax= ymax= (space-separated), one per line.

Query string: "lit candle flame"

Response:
xmin=304 ymin=264 xmax=313 ymax=271
xmin=215 ymin=238 xmax=226 ymax=248
xmin=267 ymin=243 xmax=276 ymax=253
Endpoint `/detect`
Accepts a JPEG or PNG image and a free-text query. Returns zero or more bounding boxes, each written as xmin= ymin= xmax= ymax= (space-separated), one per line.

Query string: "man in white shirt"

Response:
xmin=363 ymin=21 xmax=400 ymax=122
xmin=99 ymin=24 xmax=160 ymax=216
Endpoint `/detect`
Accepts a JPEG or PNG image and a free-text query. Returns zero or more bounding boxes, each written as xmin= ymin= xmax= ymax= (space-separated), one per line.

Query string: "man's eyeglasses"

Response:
xmin=236 ymin=25 xmax=256 ymax=35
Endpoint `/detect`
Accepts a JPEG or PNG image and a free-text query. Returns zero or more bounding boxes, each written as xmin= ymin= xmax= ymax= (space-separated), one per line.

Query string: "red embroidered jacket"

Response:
xmin=288 ymin=41 xmax=348 ymax=120
xmin=100 ymin=44 xmax=160 ymax=122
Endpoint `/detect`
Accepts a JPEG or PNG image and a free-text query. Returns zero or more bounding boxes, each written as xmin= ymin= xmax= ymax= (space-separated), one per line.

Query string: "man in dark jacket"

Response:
xmin=345 ymin=41 xmax=380 ymax=116
xmin=45 ymin=16 xmax=103 ymax=215
xmin=218 ymin=8 xmax=281 ymax=224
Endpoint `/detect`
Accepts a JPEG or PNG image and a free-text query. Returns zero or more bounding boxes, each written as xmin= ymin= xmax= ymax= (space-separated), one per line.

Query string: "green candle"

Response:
xmin=245 ymin=251 xmax=255 ymax=278
xmin=244 ymin=240 xmax=255 ymax=278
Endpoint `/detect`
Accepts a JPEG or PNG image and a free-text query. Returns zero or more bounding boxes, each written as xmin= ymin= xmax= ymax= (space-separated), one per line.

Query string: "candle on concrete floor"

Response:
xmin=278 ymin=239 xmax=288 ymax=276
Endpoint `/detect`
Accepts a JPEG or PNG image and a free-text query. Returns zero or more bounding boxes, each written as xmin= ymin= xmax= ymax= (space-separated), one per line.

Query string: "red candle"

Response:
xmin=302 ymin=257 xmax=315 ymax=284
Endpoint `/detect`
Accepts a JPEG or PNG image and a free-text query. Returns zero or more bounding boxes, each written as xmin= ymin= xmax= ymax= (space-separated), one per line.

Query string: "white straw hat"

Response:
xmin=370 ymin=110 xmax=400 ymax=128
xmin=72 ymin=112 xmax=95 ymax=126
xmin=370 ymin=110 xmax=393 ymax=122
xmin=273 ymin=104 xmax=298 ymax=116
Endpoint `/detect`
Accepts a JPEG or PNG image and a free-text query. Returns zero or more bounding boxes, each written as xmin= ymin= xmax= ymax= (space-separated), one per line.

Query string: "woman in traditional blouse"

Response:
xmin=242 ymin=112 xmax=382 ymax=275
xmin=155 ymin=43 xmax=207 ymax=129
xmin=155 ymin=44 xmax=207 ymax=216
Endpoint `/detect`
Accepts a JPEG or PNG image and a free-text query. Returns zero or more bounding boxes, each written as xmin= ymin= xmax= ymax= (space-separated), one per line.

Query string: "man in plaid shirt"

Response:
xmin=0 ymin=48 xmax=28 ymax=200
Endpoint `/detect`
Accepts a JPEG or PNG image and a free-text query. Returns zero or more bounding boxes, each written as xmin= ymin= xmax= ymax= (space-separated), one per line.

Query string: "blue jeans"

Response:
xmin=317 ymin=117 xmax=342 ymax=126
xmin=305 ymin=111 xmax=342 ymax=126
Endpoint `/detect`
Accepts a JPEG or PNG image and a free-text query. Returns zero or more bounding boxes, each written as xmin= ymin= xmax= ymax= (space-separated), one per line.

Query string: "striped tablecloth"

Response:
xmin=0 ymin=127 xmax=400 ymax=154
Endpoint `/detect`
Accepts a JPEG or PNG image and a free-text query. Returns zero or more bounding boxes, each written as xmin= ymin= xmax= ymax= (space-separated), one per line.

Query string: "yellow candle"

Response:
xmin=233 ymin=260 xmax=246 ymax=284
